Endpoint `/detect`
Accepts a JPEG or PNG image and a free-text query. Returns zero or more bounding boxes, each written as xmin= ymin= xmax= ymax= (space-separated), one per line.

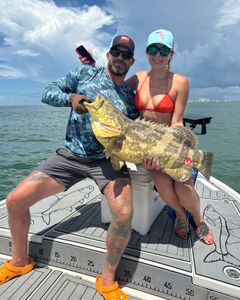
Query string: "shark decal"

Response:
xmin=203 ymin=204 xmax=240 ymax=266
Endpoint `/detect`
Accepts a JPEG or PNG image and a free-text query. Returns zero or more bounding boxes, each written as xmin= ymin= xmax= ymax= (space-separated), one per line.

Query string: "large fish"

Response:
xmin=84 ymin=95 xmax=213 ymax=182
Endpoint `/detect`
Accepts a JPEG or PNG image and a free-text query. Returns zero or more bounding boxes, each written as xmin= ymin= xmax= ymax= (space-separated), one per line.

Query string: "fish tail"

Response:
xmin=192 ymin=150 xmax=214 ymax=180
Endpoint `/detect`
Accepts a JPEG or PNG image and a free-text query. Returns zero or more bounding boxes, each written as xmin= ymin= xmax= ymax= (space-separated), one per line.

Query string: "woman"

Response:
xmin=126 ymin=29 xmax=214 ymax=244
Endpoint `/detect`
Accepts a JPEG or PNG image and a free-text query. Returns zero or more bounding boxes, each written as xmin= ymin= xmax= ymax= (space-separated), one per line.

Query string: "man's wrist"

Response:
xmin=68 ymin=94 xmax=74 ymax=107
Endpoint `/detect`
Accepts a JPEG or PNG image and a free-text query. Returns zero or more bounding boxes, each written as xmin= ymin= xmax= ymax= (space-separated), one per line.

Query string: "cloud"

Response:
xmin=217 ymin=0 xmax=240 ymax=27
xmin=104 ymin=0 xmax=240 ymax=100
xmin=0 ymin=0 xmax=114 ymax=81
xmin=13 ymin=49 xmax=40 ymax=57
xmin=172 ymin=1 xmax=240 ymax=94
xmin=0 ymin=0 xmax=240 ymax=104
xmin=0 ymin=64 xmax=25 ymax=78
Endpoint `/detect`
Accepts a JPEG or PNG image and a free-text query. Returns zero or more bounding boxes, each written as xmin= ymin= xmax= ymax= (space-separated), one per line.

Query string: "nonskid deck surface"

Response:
xmin=0 ymin=258 xmax=141 ymax=300
xmin=0 ymin=177 xmax=240 ymax=300
xmin=0 ymin=258 xmax=101 ymax=300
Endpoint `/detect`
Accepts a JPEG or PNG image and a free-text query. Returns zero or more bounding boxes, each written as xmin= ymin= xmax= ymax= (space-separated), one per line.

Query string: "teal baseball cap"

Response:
xmin=147 ymin=29 xmax=174 ymax=49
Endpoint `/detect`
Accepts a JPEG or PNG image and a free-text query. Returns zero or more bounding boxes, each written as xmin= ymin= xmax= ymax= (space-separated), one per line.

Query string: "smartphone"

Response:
xmin=75 ymin=45 xmax=95 ymax=65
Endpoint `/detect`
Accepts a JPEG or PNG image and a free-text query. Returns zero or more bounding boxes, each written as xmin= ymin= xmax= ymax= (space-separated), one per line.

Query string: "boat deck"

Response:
xmin=0 ymin=174 xmax=240 ymax=300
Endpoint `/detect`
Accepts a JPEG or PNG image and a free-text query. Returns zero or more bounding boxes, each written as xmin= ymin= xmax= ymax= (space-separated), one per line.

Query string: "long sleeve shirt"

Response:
xmin=42 ymin=65 xmax=139 ymax=160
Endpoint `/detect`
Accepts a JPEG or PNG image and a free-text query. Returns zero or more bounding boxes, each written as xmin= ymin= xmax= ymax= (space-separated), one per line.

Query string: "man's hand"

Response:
xmin=78 ymin=52 xmax=95 ymax=67
xmin=69 ymin=94 xmax=91 ymax=114
xmin=142 ymin=157 xmax=161 ymax=171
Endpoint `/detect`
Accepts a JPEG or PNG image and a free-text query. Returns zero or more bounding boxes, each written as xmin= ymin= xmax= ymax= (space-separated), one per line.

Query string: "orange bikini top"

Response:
xmin=134 ymin=74 xmax=174 ymax=113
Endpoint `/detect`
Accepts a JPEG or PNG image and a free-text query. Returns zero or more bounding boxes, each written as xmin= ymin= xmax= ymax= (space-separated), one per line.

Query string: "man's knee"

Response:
xmin=6 ymin=189 xmax=29 ymax=212
xmin=104 ymin=178 xmax=133 ymax=224
xmin=113 ymin=178 xmax=132 ymax=198
xmin=114 ymin=205 xmax=133 ymax=225
xmin=104 ymin=178 xmax=132 ymax=199
xmin=112 ymin=191 xmax=133 ymax=225
xmin=6 ymin=191 xmax=21 ymax=211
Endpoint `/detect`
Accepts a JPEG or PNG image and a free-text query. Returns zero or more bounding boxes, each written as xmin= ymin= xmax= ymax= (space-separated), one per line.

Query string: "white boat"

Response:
xmin=0 ymin=116 xmax=239 ymax=300
xmin=0 ymin=170 xmax=239 ymax=300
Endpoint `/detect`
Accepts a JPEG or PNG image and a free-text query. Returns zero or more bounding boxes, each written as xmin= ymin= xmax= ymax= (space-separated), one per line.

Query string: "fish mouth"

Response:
xmin=84 ymin=96 xmax=104 ymax=112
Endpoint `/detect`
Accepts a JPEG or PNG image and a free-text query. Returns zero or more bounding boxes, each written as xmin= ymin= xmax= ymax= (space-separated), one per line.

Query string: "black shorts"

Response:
xmin=35 ymin=148 xmax=130 ymax=191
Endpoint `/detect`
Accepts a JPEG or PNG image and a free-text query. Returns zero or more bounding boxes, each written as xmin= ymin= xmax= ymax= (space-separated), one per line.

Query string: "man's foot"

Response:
xmin=96 ymin=274 xmax=128 ymax=300
xmin=196 ymin=222 xmax=214 ymax=245
xmin=0 ymin=258 xmax=35 ymax=285
xmin=174 ymin=218 xmax=189 ymax=240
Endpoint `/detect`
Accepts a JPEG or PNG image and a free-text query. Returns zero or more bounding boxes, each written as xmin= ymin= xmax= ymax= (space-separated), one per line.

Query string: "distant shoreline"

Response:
xmin=1 ymin=99 xmax=240 ymax=107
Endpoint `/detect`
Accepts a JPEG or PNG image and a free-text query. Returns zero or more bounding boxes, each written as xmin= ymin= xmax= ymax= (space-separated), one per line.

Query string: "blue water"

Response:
xmin=0 ymin=101 xmax=239 ymax=200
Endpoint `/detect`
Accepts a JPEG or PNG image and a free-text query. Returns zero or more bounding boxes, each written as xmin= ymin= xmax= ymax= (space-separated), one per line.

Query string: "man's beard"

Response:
xmin=108 ymin=60 xmax=129 ymax=76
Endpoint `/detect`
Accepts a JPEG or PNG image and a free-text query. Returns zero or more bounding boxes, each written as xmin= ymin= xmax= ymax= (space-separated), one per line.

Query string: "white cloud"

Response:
xmin=0 ymin=0 xmax=114 ymax=46
xmin=13 ymin=49 xmax=40 ymax=57
xmin=0 ymin=0 xmax=240 ymax=104
xmin=0 ymin=64 xmax=25 ymax=78
xmin=104 ymin=0 xmax=240 ymax=100
xmin=217 ymin=0 xmax=240 ymax=27
xmin=0 ymin=0 xmax=114 ymax=80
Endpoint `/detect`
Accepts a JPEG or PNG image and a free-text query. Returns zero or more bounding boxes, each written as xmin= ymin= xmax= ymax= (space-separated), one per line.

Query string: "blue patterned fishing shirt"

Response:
xmin=42 ymin=65 xmax=139 ymax=160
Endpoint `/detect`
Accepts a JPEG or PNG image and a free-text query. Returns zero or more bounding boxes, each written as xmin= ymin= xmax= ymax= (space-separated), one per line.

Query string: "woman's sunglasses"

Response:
xmin=147 ymin=45 xmax=171 ymax=57
xmin=109 ymin=48 xmax=133 ymax=60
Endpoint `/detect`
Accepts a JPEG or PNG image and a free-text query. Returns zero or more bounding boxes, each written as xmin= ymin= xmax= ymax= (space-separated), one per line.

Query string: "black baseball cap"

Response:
xmin=110 ymin=35 xmax=135 ymax=54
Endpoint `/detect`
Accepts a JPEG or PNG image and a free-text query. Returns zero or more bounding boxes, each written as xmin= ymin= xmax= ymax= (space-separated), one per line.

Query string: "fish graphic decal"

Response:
xmin=203 ymin=204 xmax=240 ymax=266
xmin=32 ymin=185 xmax=94 ymax=225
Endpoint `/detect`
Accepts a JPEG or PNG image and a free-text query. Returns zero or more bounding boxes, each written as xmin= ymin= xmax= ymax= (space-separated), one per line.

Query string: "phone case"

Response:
xmin=75 ymin=45 xmax=95 ymax=64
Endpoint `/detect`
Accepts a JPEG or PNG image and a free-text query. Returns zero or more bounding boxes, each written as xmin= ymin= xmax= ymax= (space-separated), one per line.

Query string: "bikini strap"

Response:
xmin=137 ymin=72 xmax=149 ymax=92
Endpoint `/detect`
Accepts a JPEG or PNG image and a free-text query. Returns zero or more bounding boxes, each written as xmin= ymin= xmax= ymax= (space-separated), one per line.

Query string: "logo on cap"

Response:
xmin=159 ymin=31 xmax=164 ymax=40
xmin=119 ymin=36 xmax=130 ymax=43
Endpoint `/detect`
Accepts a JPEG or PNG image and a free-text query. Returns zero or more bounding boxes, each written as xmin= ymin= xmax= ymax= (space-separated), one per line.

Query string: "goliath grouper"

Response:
xmin=84 ymin=95 xmax=213 ymax=182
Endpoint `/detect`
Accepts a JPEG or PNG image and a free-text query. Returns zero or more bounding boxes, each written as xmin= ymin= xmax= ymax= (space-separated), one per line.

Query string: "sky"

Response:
xmin=0 ymin=0 xmax=240 ymax=105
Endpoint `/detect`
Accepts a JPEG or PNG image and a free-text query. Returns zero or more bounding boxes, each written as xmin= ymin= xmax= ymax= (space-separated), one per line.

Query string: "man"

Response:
xmin=0 ymin=35 xmax=138 ymax=300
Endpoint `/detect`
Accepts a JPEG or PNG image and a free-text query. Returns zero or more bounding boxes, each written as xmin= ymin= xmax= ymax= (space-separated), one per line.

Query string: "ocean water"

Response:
xmin=0 ymin=101 xmax=239 ymax=201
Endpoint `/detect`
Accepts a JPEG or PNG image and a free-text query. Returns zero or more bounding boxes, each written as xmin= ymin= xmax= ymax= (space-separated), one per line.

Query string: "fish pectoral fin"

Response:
xmin=93 ymin=122 xmax=123 ymax=138
xmin=42 ymin=215 xmax=51 ymax=225
xmin=105 ymin=138 xmax=117 ymax=159
xmin=110 ymin=155 xmax=123 ymax=171
xmin=164 ymin=166 xmax=192 ymax=182
xmin=105 ymin=150 xmax=110 ymax=159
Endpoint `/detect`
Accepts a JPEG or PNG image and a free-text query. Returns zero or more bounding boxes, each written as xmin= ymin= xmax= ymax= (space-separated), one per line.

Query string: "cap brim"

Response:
xmin=111 ymin=44 xmax=133 ymax=53
xmin=147 ymin=42 xmax=172 ymax=49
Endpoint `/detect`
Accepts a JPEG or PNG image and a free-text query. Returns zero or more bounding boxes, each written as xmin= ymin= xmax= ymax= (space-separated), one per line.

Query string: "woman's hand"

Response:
xmin=142 ymin=157 xmax=161 ymax=171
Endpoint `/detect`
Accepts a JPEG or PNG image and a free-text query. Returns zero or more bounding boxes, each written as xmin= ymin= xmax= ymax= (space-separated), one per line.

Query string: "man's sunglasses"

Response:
xmin=147 ymin=45 xmax=171 ymax=57
xmin=109 ymin=48 xmax=133 ymax=60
